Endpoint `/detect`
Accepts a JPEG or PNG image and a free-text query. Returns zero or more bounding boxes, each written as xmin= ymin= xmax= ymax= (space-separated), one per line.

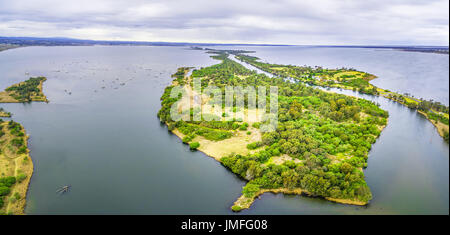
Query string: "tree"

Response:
xmin=340 ymin=162 xmax=354 ymax=174
xmin=262 ymin=132 xmax=279 ymax=146
xmin=242 ymin=183 xmax=260 ymax=197
xmin=16 ymin=173 xmax=27 ymax=183
xmin=0 ymin=186 xmax=11 ymax=196
xmin=281 ymin=170 xmax=299 ymax=189
xmin=288 ymin=100 xmax=303 ymax=119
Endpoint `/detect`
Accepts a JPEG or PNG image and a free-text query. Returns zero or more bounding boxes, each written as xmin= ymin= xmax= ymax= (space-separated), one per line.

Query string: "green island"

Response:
xmin=0 ymin=77 xmax=48 ymax=103
xmin=235 ymin=54 xmax=449 ymax=142
xmin=158 ymin=51 xmax=389 ymax=211
xmin=0 ymin=77 xmax=48 ymax=215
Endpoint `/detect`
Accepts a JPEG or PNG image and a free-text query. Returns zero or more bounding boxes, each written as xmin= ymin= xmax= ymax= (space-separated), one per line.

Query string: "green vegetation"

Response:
xmin=171 ymin=67 xmax=191 ymax=86
xmin=16 ymin=173 xmax=27 ymax=183
xmin=231 ymin=205 xmax=242 ymax=212
xmin=0 ymin=76 xmax=45 ymax=215
xmin=236 ymin=53 xmax=449 ymax=143
xmin=236 ymin=54 xmax=379 ymax=95
xmin=177 ymin=122 xmax=232 ymax=141
xmin=0 ymin=77 xmax=48 ymax=102
xmin=247 ymin=141 xmax=263 ymax=150
xmin=0 ymin=176 xmax=16 ymax=213
xmin=0 ymin=119 xmax=33 ymax=215
xmin=159 ymin=51 xmax=389 ymax=210
xmin=192 ymin=53 xmax=253 ymax=80
xmin=189 ymin=142 xmax=200 ymax=150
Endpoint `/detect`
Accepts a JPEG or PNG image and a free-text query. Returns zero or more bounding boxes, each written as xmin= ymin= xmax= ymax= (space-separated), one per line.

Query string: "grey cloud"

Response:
xmin=0 ymin=0 xmax=448 ymax=45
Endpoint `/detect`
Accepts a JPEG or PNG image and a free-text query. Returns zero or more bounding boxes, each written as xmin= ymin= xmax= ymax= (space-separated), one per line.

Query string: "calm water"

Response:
xmin=217 ymin=46 xmax=450 ymax=105
xmin=0 ymin=46 xmax=448 ymax=214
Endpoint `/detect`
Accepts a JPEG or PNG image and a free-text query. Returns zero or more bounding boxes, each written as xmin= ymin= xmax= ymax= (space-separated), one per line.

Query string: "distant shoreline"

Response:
xmin=0 ymin=44 xmax=22 ymax=53
xmin=1 ymin=36 xmax=448 ymax=53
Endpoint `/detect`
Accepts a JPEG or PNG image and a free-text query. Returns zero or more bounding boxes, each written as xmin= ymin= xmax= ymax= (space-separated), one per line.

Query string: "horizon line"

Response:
xmin=1 ymin=36 xmax=449 ymax=48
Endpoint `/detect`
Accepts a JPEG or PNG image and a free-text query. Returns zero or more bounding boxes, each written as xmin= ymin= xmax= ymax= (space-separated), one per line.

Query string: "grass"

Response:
xmin=172 ymin=127 xmax=262 ymax=161
xmin=0 ymin=121 xmax=33 ymax=215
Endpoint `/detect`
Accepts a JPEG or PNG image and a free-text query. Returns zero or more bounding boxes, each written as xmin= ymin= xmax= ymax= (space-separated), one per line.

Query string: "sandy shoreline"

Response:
xmin=418 ymin=110 xmax=449 ymax=139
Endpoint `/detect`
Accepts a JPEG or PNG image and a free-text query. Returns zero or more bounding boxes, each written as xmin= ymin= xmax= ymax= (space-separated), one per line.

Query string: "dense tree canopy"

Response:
xmin=159 ymin=51 xmax=390 ymax=204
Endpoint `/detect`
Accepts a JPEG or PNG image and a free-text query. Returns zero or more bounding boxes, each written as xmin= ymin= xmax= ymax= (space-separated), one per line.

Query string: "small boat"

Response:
xmin=56 ymin=185 xmax=71 ymax=194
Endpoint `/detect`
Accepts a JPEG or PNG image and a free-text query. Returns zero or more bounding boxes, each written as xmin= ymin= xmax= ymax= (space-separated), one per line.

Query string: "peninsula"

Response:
xmin=0 ymin=77 xmax=48 ymax=103
xmin=0 ymin=77 xmax=48 ymax=215
xmin=158 ymin=51 xmax=388 ymax=211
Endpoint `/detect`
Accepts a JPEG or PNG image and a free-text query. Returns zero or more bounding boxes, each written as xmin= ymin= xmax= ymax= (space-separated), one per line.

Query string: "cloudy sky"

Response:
xmin=0 ymin=0 xmax=448 ymax=45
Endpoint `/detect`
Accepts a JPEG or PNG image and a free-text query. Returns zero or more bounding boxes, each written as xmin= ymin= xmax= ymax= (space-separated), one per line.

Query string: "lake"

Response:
xmin=0 ymin=45 xmax=448 ymax=214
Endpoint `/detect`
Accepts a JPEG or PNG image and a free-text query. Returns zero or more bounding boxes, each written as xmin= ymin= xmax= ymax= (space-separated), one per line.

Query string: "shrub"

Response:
xmin=231 ymin=123 xmax=240 ymax=129
xmin=0 ymin=176 xmax=16 ymax=187
xmin=0 ymin=186 xmax=11 ymax=196
xmin=242 ymin=183 xmax=260 ymax=197
xmin=167 ymin=123 xmax=175 ymax=131
xmin=16 ymin=173 xmax=27 ymax=183
xmin=182 ymin=135 xmax=194 ymax=144
xmin=10 ymin=138 xmax=24 ymax=147
xmin=239 ymin=123 xmax=249 ymax=131
xmin=231 ymin=205 xmax=242 ymax=212
xmin=17 ymin=146 xmax=27 ymax=154
xmin=247 ymin=141 xmax=262 ymax=150
xmin=252 ymin=122 xmax=261 ymax=129
xmin=189 ymin=142 xmax=200 ymax=150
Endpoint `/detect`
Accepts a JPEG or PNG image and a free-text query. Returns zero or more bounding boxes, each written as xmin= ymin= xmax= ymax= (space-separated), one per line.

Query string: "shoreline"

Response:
xmin=0 ymin=77 xmax=48 ymax=103
xmin=0 ymin=112 xmax=11 ymax=117
xmin=235 ymin=55 xmax=449 ymax=142
xmin=0 ymin=122 xmax=34 ymax=215
xmin=160 ymin=60 xmax=389 ymax=212
xmin=0 ymin=77 xmax=47 ymax=214
xmin=417 ymin=110 xmax=449 ymax=139
xmin=9 ymin=134 xmax=34 ymax=215
xmin=232 ymin=188 xmax=367 ymax=212
xmin=168 ymin=122 xmax=384 ymax=211
xmin=0 ymin=45 xmax=22 ymax=53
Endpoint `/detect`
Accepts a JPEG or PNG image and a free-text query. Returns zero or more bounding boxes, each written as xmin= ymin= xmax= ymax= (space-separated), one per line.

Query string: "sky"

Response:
xmin=0 ymin=0 xmax=448 ymax=45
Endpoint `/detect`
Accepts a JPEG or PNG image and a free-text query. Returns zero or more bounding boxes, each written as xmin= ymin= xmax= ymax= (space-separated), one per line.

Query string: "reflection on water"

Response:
xmin=0 ymin=46 xmax=448 ymax=214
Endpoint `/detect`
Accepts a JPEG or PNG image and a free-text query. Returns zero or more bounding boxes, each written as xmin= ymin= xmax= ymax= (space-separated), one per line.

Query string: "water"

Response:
xmin=220 ymin=46 xmax=450 ymax=105
xmin=229 ymin=51 xmax=449 ymax=215
xmin=242 ymin=87 xmax=449 ymax=215
xmin=0 ymin=46 xmax=448 ymax=214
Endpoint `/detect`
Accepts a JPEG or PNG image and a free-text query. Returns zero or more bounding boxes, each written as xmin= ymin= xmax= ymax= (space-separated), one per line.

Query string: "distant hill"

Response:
xmin=0 ymin=36 xmax=447 ymax=54
xmin=320 ymin=45 xmax=449 ymax=54
xmin=0 ymin=36 xmax=288 ymax=47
